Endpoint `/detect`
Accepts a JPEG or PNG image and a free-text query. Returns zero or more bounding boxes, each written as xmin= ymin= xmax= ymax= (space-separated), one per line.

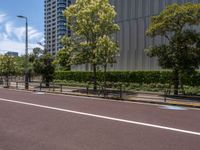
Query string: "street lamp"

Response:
xmin=17 ymin=15 xmax=29 ymax=90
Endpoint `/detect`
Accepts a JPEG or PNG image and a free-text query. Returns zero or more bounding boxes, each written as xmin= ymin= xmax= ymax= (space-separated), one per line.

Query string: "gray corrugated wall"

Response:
xmin=71 ymin=0 xmax=200 ymax=71
xmin=109 ymin=0 xmax=200 ymax=71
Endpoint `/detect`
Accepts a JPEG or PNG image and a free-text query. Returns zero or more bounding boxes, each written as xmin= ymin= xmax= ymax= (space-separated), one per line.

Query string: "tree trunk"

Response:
xmin=6 ymin=75 xmax=9 ymax=88
xmin=45 ymin=77 xmax=50 ymax=88
xmin=104 ymin=64 xmax=107 ymax=88
xmin=103 ymin=64 xmax=107 ymax=97
xmin=93 ymin=64 xmax=97 ymax=91
xmin=179 ymin=75 xmax=185 ymax=95
xmin=46 ymin=81 xmax=49 ymax=88
xmin=173 ymin=69 xmax=179 ymax=95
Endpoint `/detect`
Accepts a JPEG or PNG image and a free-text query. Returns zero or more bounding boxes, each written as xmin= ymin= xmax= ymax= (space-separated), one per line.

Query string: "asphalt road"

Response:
xmin=0 ymin=88 xmax=199 ymax=150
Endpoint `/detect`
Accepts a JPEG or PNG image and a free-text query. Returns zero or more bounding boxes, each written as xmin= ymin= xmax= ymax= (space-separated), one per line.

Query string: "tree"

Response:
xmin=63 ymin=0 xmax=119 ymax=90
xmin=31 ymin=48 xmax=55 ymax=87
xmin=95 ymin=35 xmax=119 ymax=86
xmin=15 ymin=56 xmax=25 ymax=76
xmin=0 ymin=55 xmax=17 ymax=87
xmin=146 ymin=3 xmax=200 ymax=95
xmin=53 ymin=37 xmax=74 ymax=70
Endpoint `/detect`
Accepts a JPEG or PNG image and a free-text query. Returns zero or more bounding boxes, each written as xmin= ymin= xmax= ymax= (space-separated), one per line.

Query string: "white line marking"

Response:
xmin=0 ymin=97 xmax=200 ymax=136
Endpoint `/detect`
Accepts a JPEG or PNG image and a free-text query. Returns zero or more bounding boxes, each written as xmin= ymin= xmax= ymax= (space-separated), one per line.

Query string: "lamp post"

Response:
xmin=17 ymin=15 xmax=29 ymax=90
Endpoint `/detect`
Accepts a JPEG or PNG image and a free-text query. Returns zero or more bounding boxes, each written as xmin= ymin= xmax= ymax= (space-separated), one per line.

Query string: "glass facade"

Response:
xmin=44 ymin=0 xmax=72 ymax=55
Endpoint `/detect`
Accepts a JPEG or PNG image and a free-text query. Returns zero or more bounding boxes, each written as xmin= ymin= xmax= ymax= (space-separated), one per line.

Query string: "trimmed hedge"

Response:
xmin=54 ymin=71 xmax=166 ymax=84
xmin=54 ymin=71 xmax=200 ymax=86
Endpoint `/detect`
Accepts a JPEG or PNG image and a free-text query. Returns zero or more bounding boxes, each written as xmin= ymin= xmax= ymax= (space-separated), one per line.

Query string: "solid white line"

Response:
xmin=0 ymin=97 xmax=200 ymax=136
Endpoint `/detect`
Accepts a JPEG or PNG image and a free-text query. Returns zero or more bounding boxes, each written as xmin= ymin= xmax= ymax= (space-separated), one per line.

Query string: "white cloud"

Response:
xmin=0 ymin=13 xmax=7 ymax=23
xmin=5 ymin=22 xmax=13 ymax=37
xmin=0 ymin=39 xmax=43 ymax=55
xmin=13 ymin=26 xmax=25 ymax=41
xmin=0 ymin=12 xmax=43 ymax=55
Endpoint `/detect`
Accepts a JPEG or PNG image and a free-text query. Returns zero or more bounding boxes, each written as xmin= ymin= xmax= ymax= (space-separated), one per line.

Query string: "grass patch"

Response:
xmin=54 ymin=80 xmax=200 ymax=95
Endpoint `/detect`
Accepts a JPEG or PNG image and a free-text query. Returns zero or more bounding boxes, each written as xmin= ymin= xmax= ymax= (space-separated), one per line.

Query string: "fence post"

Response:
xmin=40 ymin=82 xmax=42 ymax=91
xmin=16 ymin=82 xmax=18 ymax=89
xmin=53 ymin=83 xmax=55 ymax=92
xmin=86 ymin=86 xmax=89 ymax=95
xmin=120 ymin=84 xmax=122 ymax=99
xmin=60 ymin=84 xmax=62 ymax=93
xmin=103 ymin=87 xmax=106 ymax=98
xmin=164 ymin=90 xmax=167 ymax=102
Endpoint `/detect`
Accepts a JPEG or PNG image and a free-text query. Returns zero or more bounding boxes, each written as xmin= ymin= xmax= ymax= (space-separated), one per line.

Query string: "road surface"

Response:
xmin=0 ymin=88 xmax=199 ymax=150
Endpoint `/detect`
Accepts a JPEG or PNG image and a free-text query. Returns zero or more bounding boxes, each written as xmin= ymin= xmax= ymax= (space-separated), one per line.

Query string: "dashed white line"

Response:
xmin=0 ymin=97 xmax=200 ymax=136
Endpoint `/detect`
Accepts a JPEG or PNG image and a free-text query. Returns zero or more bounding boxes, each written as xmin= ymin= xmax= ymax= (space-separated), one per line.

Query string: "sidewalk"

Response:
xmin=7 ymin=82 xmax=200 ymax=109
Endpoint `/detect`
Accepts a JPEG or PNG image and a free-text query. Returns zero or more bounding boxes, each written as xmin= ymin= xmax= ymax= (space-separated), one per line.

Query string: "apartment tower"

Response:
xmin=44 ymin=0 xmax=72 ymax=55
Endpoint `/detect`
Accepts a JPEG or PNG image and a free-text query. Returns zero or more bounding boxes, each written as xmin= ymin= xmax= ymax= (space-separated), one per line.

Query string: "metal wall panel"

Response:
xmin=72 ymin=0 xmax=200 ymax=71
xmin=110 ymin=0 xmax=200 ymax=71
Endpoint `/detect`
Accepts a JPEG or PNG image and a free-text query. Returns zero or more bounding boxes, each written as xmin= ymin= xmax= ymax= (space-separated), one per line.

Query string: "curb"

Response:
xmin=2 ymin=87 xmax=200 ymax=109
xmin=44 ymin=90 xmax=200 ymax=109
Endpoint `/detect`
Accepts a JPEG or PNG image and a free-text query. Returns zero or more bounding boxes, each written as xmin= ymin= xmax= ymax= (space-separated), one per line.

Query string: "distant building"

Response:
xmin=6 ymin=51 xmax=18 ymax=57
xmin=44 ymin=0 xmax=74 ymax=56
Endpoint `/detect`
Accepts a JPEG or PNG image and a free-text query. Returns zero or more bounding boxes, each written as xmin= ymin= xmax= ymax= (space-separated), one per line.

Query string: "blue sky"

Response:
xmin=0 ymin=0 xmax=44 ymax=54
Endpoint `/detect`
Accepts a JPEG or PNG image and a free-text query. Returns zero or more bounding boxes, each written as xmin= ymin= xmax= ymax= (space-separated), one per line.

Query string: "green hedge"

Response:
xmin=54 ymin=71 xmax=200 ymax=86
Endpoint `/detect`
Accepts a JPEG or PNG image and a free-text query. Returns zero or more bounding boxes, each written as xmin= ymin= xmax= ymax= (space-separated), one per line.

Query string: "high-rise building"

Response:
xmin=44 ymin=0 xmax=72 ymax=55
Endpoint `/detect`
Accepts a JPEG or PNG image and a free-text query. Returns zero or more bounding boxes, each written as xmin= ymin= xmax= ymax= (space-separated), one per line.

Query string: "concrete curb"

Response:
xmin=2 ymin=87 xmax=200 ymax=109
xmin=43 ymin=90 xmax=200 ymax=109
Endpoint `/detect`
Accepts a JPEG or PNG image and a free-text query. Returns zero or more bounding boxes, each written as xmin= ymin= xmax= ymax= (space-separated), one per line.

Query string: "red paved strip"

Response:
xmin=0 ymin=88 xmax=200 ymax=150
xmin=0 ymin=88 xmax=199 ymax=132
xmin=0 ymin=100 xmax=200 ymax=150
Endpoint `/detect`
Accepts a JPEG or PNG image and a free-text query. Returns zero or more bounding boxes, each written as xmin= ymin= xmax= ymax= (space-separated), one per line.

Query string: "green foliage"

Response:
xmin=146 ymin=3 xmax=200 ymax=37
xmin=31 ymin=48 xmax=55 ymax=85
xmin=146 ymin=3 xmax=200 ymax=94
xmin=54 ymin=70 xmax=200 ymax=95
xmin=0 ymin=54 xmax=18 ymax=87
xmin=0 ymin=55 xmax=18 ymax=76
xmin=54 ymin=71 xmax=172 ymax=84
xmin=54 ymin=71 xmax=200 ymax=86
xmin=95 ymin=35 xmax=119 ymax=66
xmin=53 ymin=37 xmax=73 ymax=70
xmin=13 ymin=56 xmax=25 ymax=75
xmin=62 ymin=0 xmax=120 ymax=89
xmin=53 ymin=79 xmax=200 ymax=95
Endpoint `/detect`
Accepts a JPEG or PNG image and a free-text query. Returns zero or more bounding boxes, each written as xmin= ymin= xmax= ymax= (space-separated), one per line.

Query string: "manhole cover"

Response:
xmin=160 ymin=106 xmax=188 ymax=110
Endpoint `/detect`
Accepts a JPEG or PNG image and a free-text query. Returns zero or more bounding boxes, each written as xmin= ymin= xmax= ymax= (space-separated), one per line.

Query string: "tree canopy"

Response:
xmin=61 ymin=0 xmax=120 ymax=90
xmin=0 ymin=55 xmax=17 ymax=87
xmin=146 ymin=3 xmax=200 ymax=94
xmin=31 ymin=48 xmax=55 ymax=86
